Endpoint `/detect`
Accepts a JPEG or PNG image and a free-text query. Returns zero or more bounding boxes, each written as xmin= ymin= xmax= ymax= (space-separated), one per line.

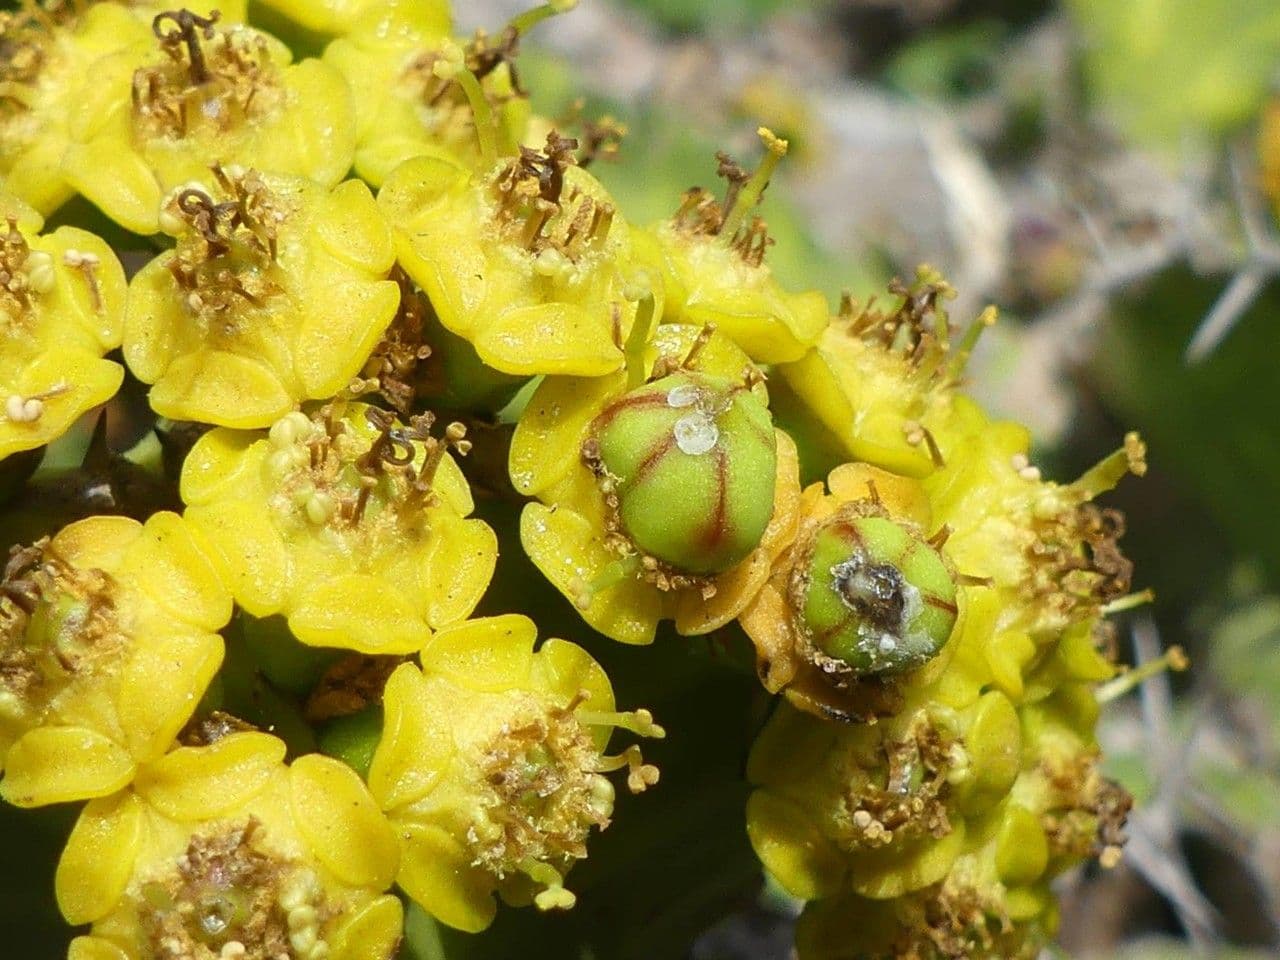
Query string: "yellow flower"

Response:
xmin=367 ymin=614 xmax=662 ymax=932
xmin=0 ymin=512 xmax=230 ymax=807
xmin=378 ymin=130 xmax=648 ymax=377
xmin=0 ymin=1 xmax=243 ymax=216
xmin=325 ymin=4 xmax=537 ymax=185
xmin=60 ymin=8 xmax=353 ymax=234
xmin=920 ymin=406 xmax=1147 ymax=644
xmin=56 ymin=732 xmax=402 ymax=960
xmin=635 ymin=128 xmax=828 ymax=364
xmin=0 ymin=202 xmax=127 ymax=461
xmin=257 ymin=0 xmax=449 ymax=39
xmin=180 ymin=401 xmax=497 ymax=655
xmin=122 ymin=167 xmax=399 ymax=427
xmin=511 ymin=323 xmax=802 ymax=645
xmin=777 ymin=268 xmax=997 ymax=478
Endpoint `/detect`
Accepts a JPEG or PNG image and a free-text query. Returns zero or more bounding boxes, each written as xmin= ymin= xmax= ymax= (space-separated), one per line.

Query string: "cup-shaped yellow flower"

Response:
xmin=777 ymin=268 xmax=998 ymax=478
xmin=793 ymin=873 xmax=1049 ymax=960
xmin=56 ymin=732 xmax=403 ymax=960
xmin=181 ymin=401 xmax=497 ymax=655
xmin=635 ymin=128 xmax=828 ymax=364
xmin=257 ymin=0 xmax=449 ymax=38
xmin=367 ymin=614 xmax=663 ymax=932
xmin=60 ymin=7 xmax=353 ymax=234
xmin=0 ymin=204 xmax=128 ymax=461
xmin=746 ymin=690 xmax=1022 ymax=905
xmin=511 ymin=323 xmax=802 ymax=645
xmin=0 ymin=1 xmax=244 ymax=216
xmin=0 ymin=512 xmax=230 ymax=807
xmin=378 ymin=129 xmax=647 ymax=378
xmin=122 ymin=167 xmax=400 ymax=427
xmin=740 ymin=459 xmax=969 ymax=721
xmin=921 ymin=408 xmax=1147 ymax=643
xmin=325 ymin=3 xmax=542 ymax=185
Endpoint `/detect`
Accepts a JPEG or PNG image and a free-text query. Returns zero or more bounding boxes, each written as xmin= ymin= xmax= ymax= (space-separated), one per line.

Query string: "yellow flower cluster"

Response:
xmin=0 ymin=2 xmax=1151 ymax=958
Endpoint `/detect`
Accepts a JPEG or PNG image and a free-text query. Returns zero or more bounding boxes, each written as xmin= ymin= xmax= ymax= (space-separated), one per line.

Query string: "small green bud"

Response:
xmin=796 ymin=513 xmax=957 ymax=674
xmin=589 ymin=371 xmax=776 ymax=575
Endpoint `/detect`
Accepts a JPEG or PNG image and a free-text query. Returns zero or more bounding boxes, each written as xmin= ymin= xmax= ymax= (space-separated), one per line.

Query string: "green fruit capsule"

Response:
xmin=797 ymin=514 xmax=957 ymax=674
xmin=590 ymin=371 xmax=777 ymax=575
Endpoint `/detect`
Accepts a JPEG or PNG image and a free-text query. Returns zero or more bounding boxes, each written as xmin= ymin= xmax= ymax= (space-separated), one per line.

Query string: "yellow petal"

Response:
xmin=295 ymin=278 xmax=399 ymax=397
xmin=377 ymin=155 xmax=469 ymax=233
xmin=56 ymin=791 xmax=145 ymax=925
xmin=745 ymin=702 xmax=837 ymax=787
xmin=519 ymin=502 xmax=663 ymax=646
xmin=40 ymin=226 xmax=127 ymax=350
xmin=508 ymin=374 xmax=621 ymax=498
xmin=117 ymin=628 xmax=223 ymax=762
xmin=50 ymin=515 xmax=141 ymax=572
xmin=289 ymin=754 xmax=399 ymax=890
xmin=746 ymin=791 xmax=845 ymax=900
xmin=474 ymin=302 xmax=623 ymax=377
xmin=182 ymin=500 xmax=291 ymax=616
xmin=421 ymin=516 xmax=497 ymax=629
xmin=149 ymin=350 xmax=294 ymax=429
xmin=179 ymin=429 xmax=263 ymax=505
xmin=314 ymin=178 xmax=396 ymax=275
xmin=0 ymin=727 xmax=135 ymax=807
xmin=288 ymin=574 xmax=432 ymax=654
xmin=328 ymin=894 xmax=405 ymax=960
xmin=122 ymin=511 xmax=232 ymax=631
xmin=62 ymin=134 xmax=163 ymax=236
xmin=421 ymin=616 xmax=535 ymax=692
xmin=847 ymin=818 xmax=968 ymax=899
xmin=396 ymin=822 xmax=497 ymax=933
xmin=68 ymin=937 xmax=131 ymax=960
xmin=535 ymin=638 xmax=615 ymax=715
xmin=134 ymin=732 xmax=285 ymax=822
xmin=368 ymin=664 xmax=453 ymax=812
xmin=0 ymin=349 xmax=123 ymax=460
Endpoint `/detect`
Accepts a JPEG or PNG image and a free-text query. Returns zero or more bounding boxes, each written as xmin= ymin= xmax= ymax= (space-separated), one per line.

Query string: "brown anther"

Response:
xmin=152 ymin=8 xmax=220 ymax=85
xmin=927 ymin=525 xmax=952 ymax=550
xmin=679 ymin=324 xmax=715 ymax=371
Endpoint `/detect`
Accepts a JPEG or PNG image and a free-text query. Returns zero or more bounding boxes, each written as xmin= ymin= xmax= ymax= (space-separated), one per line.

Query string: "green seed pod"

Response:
xmin=793 ymin=511 xmax=958 ymax=675
xmin=588 ymin=370 xmax=777 ymax=575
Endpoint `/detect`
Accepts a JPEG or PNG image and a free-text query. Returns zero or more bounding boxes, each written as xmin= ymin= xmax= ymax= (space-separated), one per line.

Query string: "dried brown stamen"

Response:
xmin=152 ymin=8 xmax=219 ymax=85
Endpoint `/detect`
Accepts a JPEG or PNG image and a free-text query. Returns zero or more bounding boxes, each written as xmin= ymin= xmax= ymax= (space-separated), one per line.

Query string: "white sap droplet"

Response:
xmin=877 ymin=635 xmax=897 ymax=654
xmin=673 ymin=413 xmax=719 ymax=455
xmin=666 ymin=384 xmax=700 ymax=409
